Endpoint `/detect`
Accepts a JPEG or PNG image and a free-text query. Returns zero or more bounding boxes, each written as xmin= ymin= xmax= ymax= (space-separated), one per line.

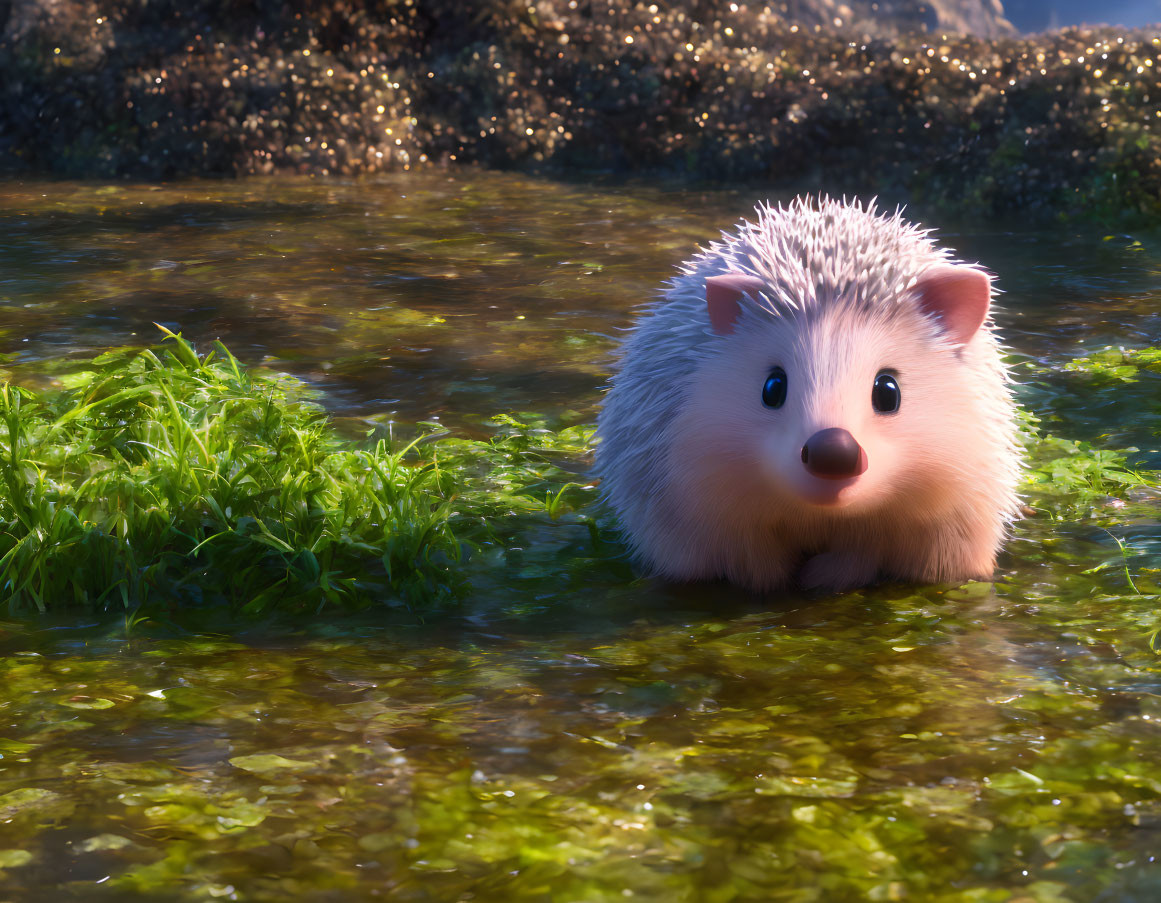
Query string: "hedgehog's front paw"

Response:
xmin=799 ymin=552 xmax=879 ymax=593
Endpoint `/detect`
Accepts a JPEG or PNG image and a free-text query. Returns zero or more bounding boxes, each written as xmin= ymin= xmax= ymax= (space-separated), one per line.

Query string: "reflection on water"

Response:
xmin=2 ymin=173 xmax=1161 ymax=900
xmin=5 ymin=174 xmax=1161 ymax=429
xmin=0 ymin=175 xmax=747 ymax=428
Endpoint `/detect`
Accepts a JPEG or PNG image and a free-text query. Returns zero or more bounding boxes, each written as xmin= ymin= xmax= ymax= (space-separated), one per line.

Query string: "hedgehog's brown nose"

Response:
xmin=801 ymin=429 xmax=868 ymax=479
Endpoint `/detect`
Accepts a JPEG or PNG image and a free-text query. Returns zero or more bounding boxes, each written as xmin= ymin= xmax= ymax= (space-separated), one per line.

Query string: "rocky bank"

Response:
xmin=2 ymin=0 xmax=1161 ymax=218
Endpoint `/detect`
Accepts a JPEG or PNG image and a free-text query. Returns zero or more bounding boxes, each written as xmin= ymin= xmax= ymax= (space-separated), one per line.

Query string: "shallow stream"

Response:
xmin=3 ymin=174 xmax=1161 ymax=901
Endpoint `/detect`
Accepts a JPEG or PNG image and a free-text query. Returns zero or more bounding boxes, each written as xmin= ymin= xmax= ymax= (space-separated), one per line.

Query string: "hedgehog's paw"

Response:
xmin=799 ymin=552 xmax=879 ymax=593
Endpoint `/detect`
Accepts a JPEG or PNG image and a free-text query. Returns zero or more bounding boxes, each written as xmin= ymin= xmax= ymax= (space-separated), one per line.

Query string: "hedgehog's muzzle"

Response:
xmin=801 ymin=428 xmax=869 ymax=480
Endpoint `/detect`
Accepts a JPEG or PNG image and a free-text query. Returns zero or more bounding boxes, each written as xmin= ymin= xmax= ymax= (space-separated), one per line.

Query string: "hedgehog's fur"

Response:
xmin=594 ymin=196 xmax=1022 ymax=592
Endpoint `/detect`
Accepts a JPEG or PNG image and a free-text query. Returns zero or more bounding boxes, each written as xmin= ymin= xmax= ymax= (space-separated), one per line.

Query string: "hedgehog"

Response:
xmin=594 ymin=196 xmax=1021 ymax=593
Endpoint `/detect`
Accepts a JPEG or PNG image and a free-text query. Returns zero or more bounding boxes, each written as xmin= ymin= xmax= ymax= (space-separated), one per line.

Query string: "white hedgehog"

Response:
xmin=594 ymin=196 xmax=1021 ymax=593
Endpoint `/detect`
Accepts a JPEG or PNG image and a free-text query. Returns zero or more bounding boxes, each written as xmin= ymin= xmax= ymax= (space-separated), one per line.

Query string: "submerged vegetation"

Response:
xmin=0 ymin=328 xmax=596 ymax=614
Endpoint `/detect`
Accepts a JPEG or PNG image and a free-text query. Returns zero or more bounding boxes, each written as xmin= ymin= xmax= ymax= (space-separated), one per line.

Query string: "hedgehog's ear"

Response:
xmin=705 ymin=273 xmax=766 ymax=336
xmin=912 ymin=265 xmax=991 ymax=346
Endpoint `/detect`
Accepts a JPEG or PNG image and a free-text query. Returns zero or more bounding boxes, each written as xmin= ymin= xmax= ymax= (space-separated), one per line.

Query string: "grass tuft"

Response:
xmin=0 ymin=328 xmax=595 ymax=614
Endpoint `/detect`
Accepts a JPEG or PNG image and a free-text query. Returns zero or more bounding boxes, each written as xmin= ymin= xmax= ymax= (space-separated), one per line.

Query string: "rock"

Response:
xmin=2 ymin=1 xmax=1160 ymax=221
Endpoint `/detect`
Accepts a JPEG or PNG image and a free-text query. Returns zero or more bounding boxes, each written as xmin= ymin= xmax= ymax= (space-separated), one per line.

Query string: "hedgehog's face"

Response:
xmin=673 ymin=301 xmax=993 ymax=518
xmin=750 ymin=307 xmax=929 ymax=511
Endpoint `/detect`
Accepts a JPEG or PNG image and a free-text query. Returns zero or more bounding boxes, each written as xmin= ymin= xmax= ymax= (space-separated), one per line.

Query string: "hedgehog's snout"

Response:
xmin=801 ymin=429 xmax=868 ymax=480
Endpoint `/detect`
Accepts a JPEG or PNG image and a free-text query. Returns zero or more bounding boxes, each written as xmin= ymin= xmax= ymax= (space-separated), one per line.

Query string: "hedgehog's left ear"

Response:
xmin=705 ymin=273 xmax=767 ymax=336
xmin=912 ymin=265 xmax=991 ymax=347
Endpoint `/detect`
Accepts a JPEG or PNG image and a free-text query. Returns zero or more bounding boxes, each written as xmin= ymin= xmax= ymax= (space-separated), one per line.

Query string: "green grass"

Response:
xmin=0 ymin=328 xmax=595 ymax=615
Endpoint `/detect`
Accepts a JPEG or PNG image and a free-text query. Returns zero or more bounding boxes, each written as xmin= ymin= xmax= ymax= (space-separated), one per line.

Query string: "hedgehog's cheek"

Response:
xmin=754 ymin=430 xmax=806 ymax=492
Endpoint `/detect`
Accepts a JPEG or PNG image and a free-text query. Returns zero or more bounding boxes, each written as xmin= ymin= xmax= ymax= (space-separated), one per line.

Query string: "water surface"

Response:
xmin=2 ymin=174 xmax=1161 ymax=901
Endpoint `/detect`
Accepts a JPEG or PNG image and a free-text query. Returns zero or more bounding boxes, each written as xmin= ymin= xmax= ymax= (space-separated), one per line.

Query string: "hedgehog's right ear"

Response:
xmin=705 ymin=273 xmax=766 ymax=336
xmin=912 ymin=265 xmax=991 ymax=347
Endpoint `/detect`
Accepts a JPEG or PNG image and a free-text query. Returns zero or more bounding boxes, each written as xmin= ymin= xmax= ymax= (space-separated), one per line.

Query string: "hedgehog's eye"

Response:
xmin=872 ymin=372 xmax=901 ymax=413
xmin=762 ymin=367 xmax=788 ymax=409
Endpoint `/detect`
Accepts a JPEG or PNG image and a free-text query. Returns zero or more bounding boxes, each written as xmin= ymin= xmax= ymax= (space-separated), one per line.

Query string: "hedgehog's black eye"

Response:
xmin=762 ymin=367 xmax=788 ymax=409
xmin=872 ymin=372 xmax=901 ymax=413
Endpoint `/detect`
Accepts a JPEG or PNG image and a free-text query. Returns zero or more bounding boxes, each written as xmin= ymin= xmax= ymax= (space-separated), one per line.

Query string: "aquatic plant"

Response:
xmin=1020 ymin=410 xmax=1152 ymax=517
xmin=0 ymin=328 xmax=594 ymax=614
xmin=1063 ymin=345 xmax=1161 ymax=385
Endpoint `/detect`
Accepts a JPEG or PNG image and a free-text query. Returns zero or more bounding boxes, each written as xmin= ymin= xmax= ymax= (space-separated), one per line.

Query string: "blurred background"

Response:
xmin=1008 ymin=0 xmax=1161 ymax=30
